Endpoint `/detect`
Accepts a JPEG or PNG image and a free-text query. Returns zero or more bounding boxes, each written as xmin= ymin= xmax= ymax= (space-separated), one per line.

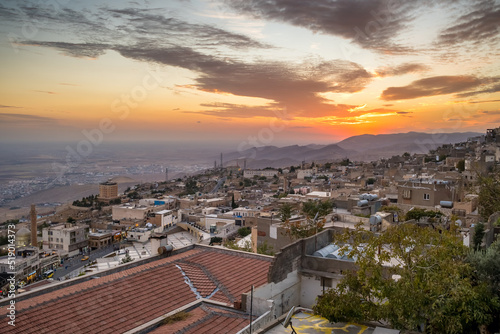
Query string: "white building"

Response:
xmin=244 ymin=169 xmax=279 ymax=178
xmin=42 ymin=224 xmax=89 ymax=256
xmin=149 ymin=209 xmax=176 ymax=229
xmin=112 ymin=204 xmax=153 ymax=221
xmin=233 ymin=207 xmax=261 ymax=218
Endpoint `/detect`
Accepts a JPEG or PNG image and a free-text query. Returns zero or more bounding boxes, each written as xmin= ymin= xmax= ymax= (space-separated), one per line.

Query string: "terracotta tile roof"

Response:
xmin=180 ymin=250 xmax=271 ymax=303
xmin=1 ymin=247 xmax=271 ymax=334
xmin=150 ymin=303 xmax=249 ymax=334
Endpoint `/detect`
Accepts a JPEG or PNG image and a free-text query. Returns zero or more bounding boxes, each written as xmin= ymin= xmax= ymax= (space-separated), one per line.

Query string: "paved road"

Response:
xmin=53 ymin=245 xmax=117 ymax=279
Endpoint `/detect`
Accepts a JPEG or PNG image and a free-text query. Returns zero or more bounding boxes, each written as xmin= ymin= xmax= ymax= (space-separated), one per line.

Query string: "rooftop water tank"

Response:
xmin=440 ymin=201 xmax=453 ymax=208
xmin=313 ymin=244 xmax=339 ymax=257
xmin=369 ymin=214 xmax=382 ymax=225
xmin=357 ymin=200 xmax=369 ymax=207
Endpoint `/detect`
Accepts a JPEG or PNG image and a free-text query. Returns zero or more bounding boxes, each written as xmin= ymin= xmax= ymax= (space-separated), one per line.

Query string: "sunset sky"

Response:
xmin=1 ymin=0 xmax=499 ymax=146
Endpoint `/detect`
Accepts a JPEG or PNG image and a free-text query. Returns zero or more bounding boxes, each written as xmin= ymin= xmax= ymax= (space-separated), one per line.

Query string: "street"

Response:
xmin=52 ymin=244 xmax=116 ymax=279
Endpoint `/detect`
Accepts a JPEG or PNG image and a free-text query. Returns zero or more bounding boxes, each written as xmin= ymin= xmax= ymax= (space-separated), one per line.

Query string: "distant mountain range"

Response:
xmin=224 ymin=131 xmax=481 ymax=168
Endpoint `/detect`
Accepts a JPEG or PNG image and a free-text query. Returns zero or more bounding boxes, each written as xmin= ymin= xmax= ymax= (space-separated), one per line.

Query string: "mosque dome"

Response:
xmin=16 ymin=227 xmax=31 ymax=248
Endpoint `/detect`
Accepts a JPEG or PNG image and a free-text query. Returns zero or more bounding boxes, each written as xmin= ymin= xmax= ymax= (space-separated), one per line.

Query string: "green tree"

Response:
xmin=405 ymin=208 xmax=442 ymax=222
xmin=468 ymin=238 xmax=500 ymax=333
xmin=313 ymin=223 xmax=499 ymax=333
xmin=302 ymin=200 xmax=332 ymax=220
xmin=121 ymin=253 xmax=133 ymax=264
xmin=472 ymin=222 xmax=485 ymax=251
xmin=185 ymin=177 xmax=199 ymax=195
xmin=231 ymin=194 xmax=237 ymax=209
xmin=457 ymin=159 xmax=465 ymax=172
xmin=477 ymin=170 xmax=500 ymax=221
xmin=237 ymin=227 xmax=251 ymax=237
xmin=282 ymin=200 xmax=332 ymax=240
xmin=257 ymin=240 xmax=275 ymax=256
xmin=279 ymin=203 xmax=293 ymax=222
xmin=66 ymin=216 xmax=76 ymax=224
xmin=340 ymin=158 xmax=350 ymax=166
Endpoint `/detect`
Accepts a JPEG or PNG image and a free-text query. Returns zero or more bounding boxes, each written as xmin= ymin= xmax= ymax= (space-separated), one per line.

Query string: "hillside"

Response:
xmin=224 ymin=131 xmax=481 ymax=167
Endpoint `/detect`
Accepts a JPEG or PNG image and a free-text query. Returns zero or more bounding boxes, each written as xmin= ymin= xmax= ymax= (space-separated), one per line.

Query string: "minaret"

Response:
xmin=30 ymin=204 xmax=37 ymax=247
xmin=220 ymin=153 xmax=223 ymax=169
xmin=165 ymin=167 xmax=168 ymax=181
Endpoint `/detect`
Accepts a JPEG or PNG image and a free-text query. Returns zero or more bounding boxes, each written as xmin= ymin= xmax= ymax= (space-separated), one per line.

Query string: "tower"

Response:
xmin=30 ymin=204 xmax=37 ymax=247
xmin=244 ymin=159 xmax=247 ymax=171
xmin=220 ymin=153 xmax=223 ymax=169
xmin=165 ymin=167 xmax=168 ymax=181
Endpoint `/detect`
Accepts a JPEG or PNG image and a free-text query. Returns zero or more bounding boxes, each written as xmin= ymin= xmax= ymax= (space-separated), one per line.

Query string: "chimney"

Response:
xmin=30 ymin=204 xmax=37 ymax=247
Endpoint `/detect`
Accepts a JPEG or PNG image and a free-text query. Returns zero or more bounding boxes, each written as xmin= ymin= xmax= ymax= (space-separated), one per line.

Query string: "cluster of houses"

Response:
xmin=0 ymin=127 xmax=499 ymax=332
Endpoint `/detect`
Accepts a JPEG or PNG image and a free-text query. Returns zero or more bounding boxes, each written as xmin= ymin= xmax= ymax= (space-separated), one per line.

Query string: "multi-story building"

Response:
xmin=42 ymin=224 xmax=89 ymax=256
xmin=397 ymin=179 xmax=454 ymax=207
xmin=99 ymin=181 xmax=119 ymax=200
xmin=148 ymin=209 xmax=175 ymax=230
xmin=112 ymin=204 xmax=154 ymax=221
xmin=243 ymin=169 xmax=279 ymax=178
xmin=0 ymin=246 xmax=58 ymax=285
xmin=88 ymin=231 xmax=113 ymax=250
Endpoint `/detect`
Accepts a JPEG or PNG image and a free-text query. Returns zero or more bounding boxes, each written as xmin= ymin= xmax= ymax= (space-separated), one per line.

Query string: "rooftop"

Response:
xmin=148 ymin=302 xmax=249 ymax=334
xmin=0 ymin=245 xmax=272 ymax=334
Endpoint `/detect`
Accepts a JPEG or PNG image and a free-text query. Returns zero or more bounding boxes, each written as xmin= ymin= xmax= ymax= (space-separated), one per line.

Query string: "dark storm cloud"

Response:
xmin=381 ymin=75 xmax=499 ymax=101
xmin=223 ymin=0 xmax=417 ymax=53
xmin=375 ymin=63 xmax=429 ymax=77
xmin=438 ymin=2 xmax=500 ymax=46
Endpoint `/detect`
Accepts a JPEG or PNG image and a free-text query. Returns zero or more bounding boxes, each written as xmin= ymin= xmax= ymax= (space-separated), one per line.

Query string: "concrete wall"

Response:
xmin=267 ymin=239 xmax=303 ymax=284
xmin=301 ymin=255 xmax=357 ymax=274
xmin=255 ymin=218 xmax=295 ymax=254
xmin=242 ymin=271 xmax=301 ymax=318
xmin=299 ymin=273 xmax=341 ymax=308
xmin=336 ymin=213 xmax=370 ymax=225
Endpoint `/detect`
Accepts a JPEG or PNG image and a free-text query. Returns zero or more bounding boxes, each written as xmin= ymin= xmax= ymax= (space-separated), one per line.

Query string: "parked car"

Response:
xmin=81 ymin=256 xmax=89 ymax=261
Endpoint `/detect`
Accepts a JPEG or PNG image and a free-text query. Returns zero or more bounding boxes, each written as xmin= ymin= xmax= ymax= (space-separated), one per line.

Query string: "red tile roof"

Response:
xmin=0 ymin=246 xmax=271 ymax=334
xmin=150 ymin=303 xmax=249 ymax=334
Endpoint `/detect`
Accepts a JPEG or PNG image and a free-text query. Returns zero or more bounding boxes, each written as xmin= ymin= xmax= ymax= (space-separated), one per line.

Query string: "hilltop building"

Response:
xmin=98 ymin=181 xmax=119 ymax=200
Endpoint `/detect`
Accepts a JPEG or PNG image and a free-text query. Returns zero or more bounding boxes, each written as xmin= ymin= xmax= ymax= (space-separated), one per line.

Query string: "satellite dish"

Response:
xmin=283 ymin=306 xmax=295 ymax=328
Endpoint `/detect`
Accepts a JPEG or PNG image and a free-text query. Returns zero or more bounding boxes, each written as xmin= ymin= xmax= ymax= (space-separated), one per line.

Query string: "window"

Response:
xmin=321 ymin=277 xmax=333 ymax=288
xmin=423 ymin=193 xmax=430 ymax=200
xmin=403 ymin=189 xmax=411 ymax=199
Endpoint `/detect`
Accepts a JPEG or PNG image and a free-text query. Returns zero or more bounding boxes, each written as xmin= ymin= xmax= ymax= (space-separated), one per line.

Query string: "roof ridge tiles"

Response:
xmin=177 ymin=259 xmax=236 ymax=303
xmin=173 ymin=313 xmax=215 ymax=334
